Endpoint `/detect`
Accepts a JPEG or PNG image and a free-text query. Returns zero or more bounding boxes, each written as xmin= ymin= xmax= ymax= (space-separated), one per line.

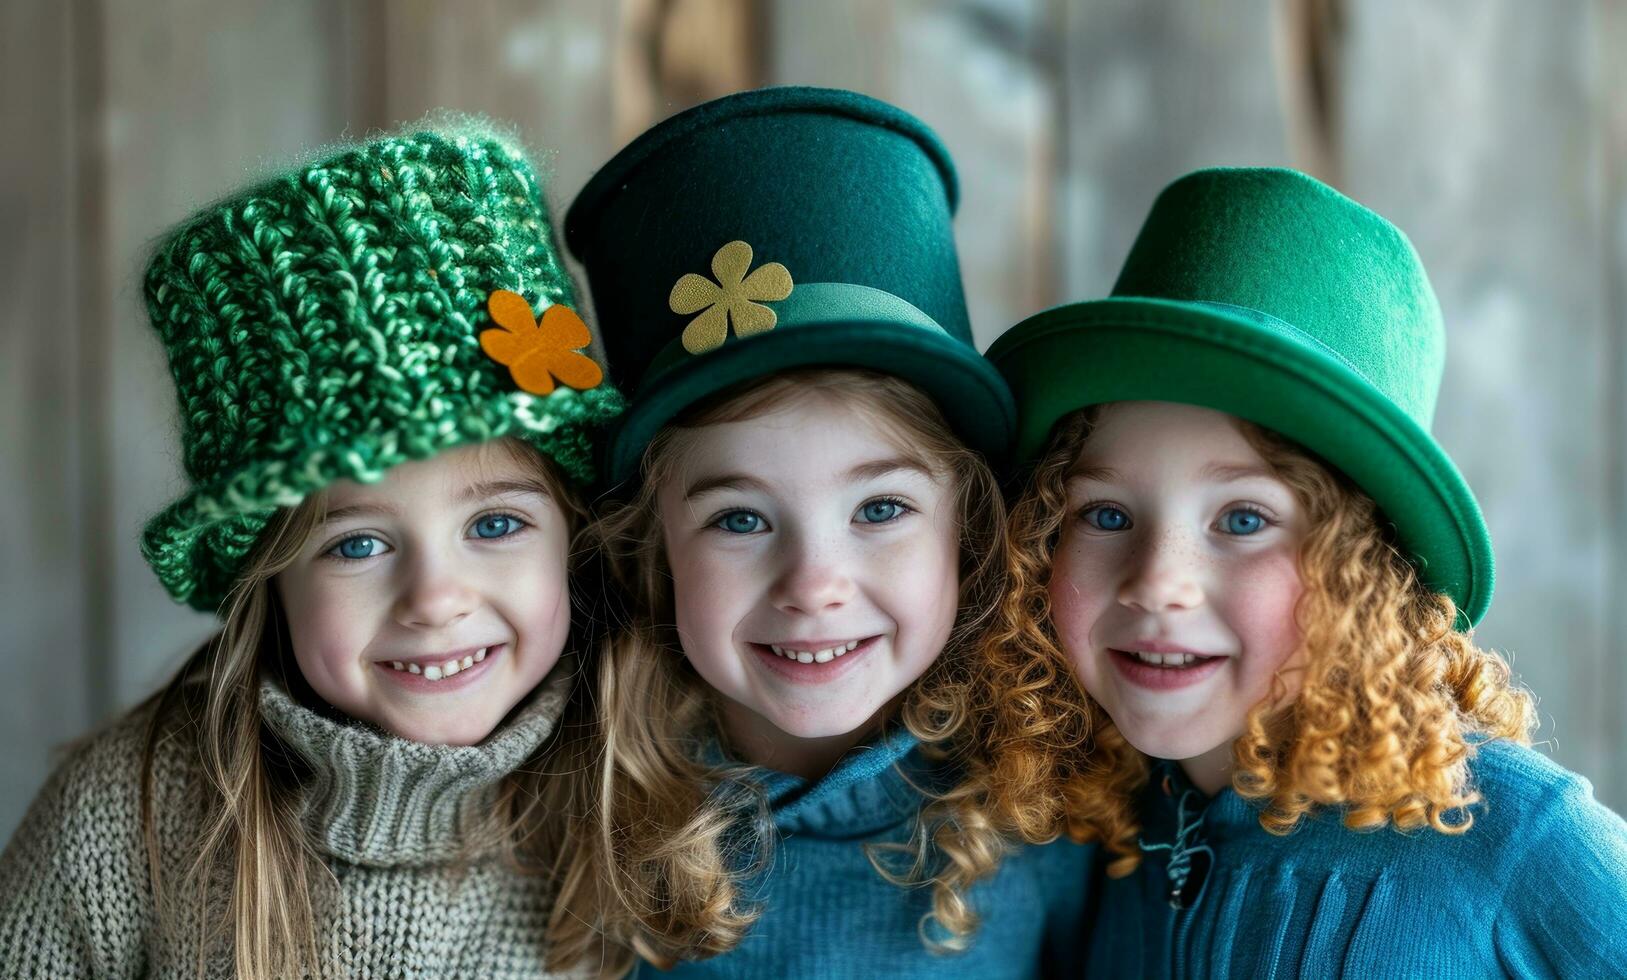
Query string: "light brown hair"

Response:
xmin=545 ymin=369 xmax=1015 ymax=975
xmin=136 ymin=438 xmax=585 ymax=979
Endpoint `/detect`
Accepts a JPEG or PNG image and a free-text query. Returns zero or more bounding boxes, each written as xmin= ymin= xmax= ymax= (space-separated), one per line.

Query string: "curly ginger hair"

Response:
xmin=972 ymin=407 xmax=1538 ymax=877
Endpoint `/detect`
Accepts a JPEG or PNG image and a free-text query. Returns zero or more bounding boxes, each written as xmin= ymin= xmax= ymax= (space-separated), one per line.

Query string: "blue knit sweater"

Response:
xmin=646 ymin=730 xmax=1094 ymax=979
xmin=1085 ymin=739 xmax=1627 ymax=978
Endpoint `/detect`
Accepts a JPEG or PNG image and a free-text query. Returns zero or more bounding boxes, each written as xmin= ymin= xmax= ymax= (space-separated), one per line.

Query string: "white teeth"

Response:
xmin=768 ymin=640 xmax=864 ymax=662
xmin=1130 ymin=651 xmax=1201 ymax=667
xmin=391 ymin=649 xmax=492 ymax=681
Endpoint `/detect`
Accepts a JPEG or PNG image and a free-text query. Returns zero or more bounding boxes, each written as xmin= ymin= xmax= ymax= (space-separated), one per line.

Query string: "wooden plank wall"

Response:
xmin=3 ymin=0 xmax=1622 ymax=839
xmin=2 ymin=0 xmax=95 ymax=842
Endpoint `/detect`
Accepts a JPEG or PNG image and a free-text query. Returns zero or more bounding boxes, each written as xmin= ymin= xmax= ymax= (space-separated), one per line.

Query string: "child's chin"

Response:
xmin=761 ymin=702 xmax=877 ymax=742
xmin=384 ymin=712 xmax=503 ymax=747
xmin=1122 ymin=727 xmax=1232 ymax=765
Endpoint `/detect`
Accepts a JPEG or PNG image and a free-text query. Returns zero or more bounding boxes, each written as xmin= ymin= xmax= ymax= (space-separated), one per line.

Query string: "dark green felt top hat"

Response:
xmin=565 ymin=86 xmax=1014 ymax=485
xmin=988 ymin=167 xmax=1493 ymax=625
xmin=141 ymin=119 xmax=623 ymax=612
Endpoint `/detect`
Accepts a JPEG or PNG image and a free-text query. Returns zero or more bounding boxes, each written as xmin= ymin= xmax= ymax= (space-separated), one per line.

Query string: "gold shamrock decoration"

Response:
xmin=668 ymin=240 xmax=794 ymax=354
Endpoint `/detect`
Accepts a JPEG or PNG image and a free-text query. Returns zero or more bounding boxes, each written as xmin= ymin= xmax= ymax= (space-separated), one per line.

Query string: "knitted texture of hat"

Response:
xmin=140 ymin=122 xmax=623 ymax=612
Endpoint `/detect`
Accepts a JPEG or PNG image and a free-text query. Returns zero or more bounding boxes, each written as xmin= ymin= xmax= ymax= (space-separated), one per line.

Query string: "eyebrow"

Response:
xmin=846 ymin=456 xmax=936 ymax=482
xmin=1198 ymin=462 xmax=1279 ymax=483
xmin=1065 ymin=464 xmax=1122 ymax=484
xmin=684 ymin=473 xmax=771 ymax=500
xmin=319 ymin=501 xmax=399 ymax=525
xmin=683 ymin=457 xmax=934 ymax=501
xmin=318 ymin=480 xmax=550 ymax=525
xmin=455 ymin=478 xmax=552 ymax=504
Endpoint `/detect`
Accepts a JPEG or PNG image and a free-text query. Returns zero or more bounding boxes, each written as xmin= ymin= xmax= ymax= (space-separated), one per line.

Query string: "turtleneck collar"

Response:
xmin=257 ymin=660 xmax=574 ymax=868
xmin=748 ymin=727 xmax=944 ymax=838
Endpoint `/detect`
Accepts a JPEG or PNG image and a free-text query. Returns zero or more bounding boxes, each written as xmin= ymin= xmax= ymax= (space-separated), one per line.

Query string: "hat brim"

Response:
xmin=988 ymin=297 xmax=1492 ymax=626
xmin=143 ymin=385 xmax=624 ymax=613
xmin=606 ymin=284 xmax=1014 ymax=487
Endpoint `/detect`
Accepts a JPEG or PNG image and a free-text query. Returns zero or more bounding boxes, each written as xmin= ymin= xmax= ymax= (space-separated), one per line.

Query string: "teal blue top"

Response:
xmin=1085 ymin=739 xmax=1627 ymax=978
xmin=645 ymin=730 xmax=1093 ymax=979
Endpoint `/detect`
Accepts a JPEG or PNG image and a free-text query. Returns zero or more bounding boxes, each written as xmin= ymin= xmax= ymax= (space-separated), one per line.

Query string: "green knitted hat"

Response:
xmin=141 ymin=120 xmax=623 ymax=613
xmin=565 ymin=87 xmax=1014 ymax=486
xmin=987 ymin=167 xmax=1492 ymax=625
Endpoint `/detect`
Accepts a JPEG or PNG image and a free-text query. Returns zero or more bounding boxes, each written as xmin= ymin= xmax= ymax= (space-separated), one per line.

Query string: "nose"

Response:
xmin=770 ymin=535 xmax=856 ymax=615
xmin=393 ymin=550 xmax=479 ymax=629
xmin=1117 ymin=529 xmax=1204 ymax=613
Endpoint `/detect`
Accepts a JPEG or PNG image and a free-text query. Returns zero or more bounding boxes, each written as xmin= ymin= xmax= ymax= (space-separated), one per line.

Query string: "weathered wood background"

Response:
xmin=3 ymin=0 xmax=1623 ymax=838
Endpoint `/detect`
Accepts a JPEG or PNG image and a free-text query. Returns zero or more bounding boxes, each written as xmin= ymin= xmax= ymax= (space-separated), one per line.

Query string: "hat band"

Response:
xmin=638 ymin=281 xmax=947 ymax=396
xmin=1187 ymin=300 xmax=1376 ymax=394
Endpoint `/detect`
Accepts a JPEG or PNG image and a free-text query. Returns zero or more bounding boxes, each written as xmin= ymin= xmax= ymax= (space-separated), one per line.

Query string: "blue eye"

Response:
xmin=472 ymin=514 xmax=522 ymax=539
xmin=1083 ymin=505 xmax=1131 ymax=532
xmin=1221 ymin=508 xmax=1266 ymax=535
xmin=715 ymin=510 xmax=764 ymax=534
xmin=857 ymin=498 xmax=907 ymax=524
xmin=332 ymin=535 xmax=384 ymax=560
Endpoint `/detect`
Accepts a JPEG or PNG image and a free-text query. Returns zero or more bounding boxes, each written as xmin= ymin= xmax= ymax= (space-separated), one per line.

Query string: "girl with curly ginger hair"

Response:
xmin=546 ymin=88 xmax=1092 ymax=978
xmin=979 ymin=167 xmax=1627 ymax=977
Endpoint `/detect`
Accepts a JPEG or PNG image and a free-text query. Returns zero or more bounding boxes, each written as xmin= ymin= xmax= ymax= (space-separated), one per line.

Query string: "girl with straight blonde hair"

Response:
xmin=0 ymin=120 xmax=622 ymax=979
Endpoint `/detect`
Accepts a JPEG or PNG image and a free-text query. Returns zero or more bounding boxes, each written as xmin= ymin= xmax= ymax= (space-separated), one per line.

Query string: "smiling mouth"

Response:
xmin=383 ymin=646 xmax=494 ymax=682
xmin=763 ymin=639 xmax=865 ymax=664
xmin=1113 ymin=649 xmax=1225 ymax=668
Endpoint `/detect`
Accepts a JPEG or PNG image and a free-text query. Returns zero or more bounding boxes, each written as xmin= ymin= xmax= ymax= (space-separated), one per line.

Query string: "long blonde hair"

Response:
xmin=545 ymin=369 xmax=1014 ymax=976
xmin=976 ymin=406 xmax=1537 ymax=876
xmin=136 ymin=438 xmax=585 ymax=980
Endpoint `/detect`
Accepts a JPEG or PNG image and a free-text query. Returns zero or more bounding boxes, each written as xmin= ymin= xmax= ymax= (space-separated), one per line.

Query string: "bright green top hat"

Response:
xmin=565 ymin=86 xmax=1014 ymax=486
xmin=141 ymin=120 xmax=623 ymax=613
xmin=987 ymin=167 xmax=1492 ymax=625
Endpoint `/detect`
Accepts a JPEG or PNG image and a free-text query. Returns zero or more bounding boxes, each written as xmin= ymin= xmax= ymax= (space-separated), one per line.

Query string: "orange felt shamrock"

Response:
xmin=480 ymin=290 xmax=604 ymax=395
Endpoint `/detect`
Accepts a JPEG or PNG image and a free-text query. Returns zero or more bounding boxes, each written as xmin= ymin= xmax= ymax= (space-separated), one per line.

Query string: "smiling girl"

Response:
xmin=0 ymin=122 xmax=621 ymax=978
xmin=1051 ymin=401 xmax=1311 ymax=794
xmin=979 ymin=167 xmax=1627 ymax=977
xmin=273 ymin=440 xmax=580 ymax=748
xmin=648 ymin=375 xmax=965 ymax=777
xmin=545 ymin=88 xmax=1091 ymax=978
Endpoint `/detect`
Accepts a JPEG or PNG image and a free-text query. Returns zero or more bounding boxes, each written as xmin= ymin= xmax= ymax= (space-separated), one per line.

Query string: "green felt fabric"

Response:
xmin=1114 ymin=169 xmax=1445 ymax=423
xmin=140 ymin=120 xmax=624 ymax=612
xmin=565 ymin=87 xmax=1013 ymax=485
xmin=988 ymin=167 xmax=1493 ymax=625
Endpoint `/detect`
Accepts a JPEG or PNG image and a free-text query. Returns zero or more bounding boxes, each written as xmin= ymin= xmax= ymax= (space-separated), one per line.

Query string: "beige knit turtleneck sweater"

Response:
xmin=0 ymin=665 xmax=584 ymax=979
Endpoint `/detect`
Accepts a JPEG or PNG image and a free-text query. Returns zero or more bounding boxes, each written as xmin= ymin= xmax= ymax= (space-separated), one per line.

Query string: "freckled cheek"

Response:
xmin=860 ymin=522 xmax=961 ymax=654
xmin=1046 ymin=540 xmax=1115 ymax=661
xmin=1223 ymin=550 xmax=1305 ymax=680
xmin=666 ymin=541 xmax=759 ymax=653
